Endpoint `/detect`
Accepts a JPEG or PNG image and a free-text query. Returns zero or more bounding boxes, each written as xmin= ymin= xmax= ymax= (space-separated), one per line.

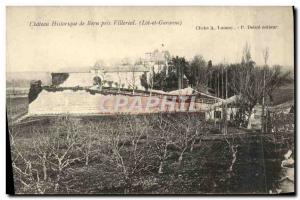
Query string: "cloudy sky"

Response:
xmin=7 ymin=6 xmax=293 ymax=72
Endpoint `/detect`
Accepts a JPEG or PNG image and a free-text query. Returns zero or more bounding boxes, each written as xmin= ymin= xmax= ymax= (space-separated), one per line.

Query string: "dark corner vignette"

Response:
xmin=293 ymin=6 xmax=297 ymax=196
xmin=6 ymin=113 xmax=15 ymax=195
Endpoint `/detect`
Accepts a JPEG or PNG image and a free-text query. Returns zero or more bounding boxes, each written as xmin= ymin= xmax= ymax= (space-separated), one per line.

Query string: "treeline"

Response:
xmin=141 ymin=45 xmax=292 ymax=100
xmin=140 ymin=45 xmax=292 ymax=128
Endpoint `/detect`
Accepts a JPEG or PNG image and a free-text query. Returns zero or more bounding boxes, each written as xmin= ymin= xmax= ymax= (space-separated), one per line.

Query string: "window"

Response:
xmin=214 ymin=111 xmax=222 ymax=119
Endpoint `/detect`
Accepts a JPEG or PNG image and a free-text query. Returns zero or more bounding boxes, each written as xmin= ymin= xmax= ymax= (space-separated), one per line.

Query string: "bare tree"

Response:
xmin=152 ymin=114 xmax=174 ymax=174
xmin=121 ymin=57 xmax=138 ymax=94
xmin=107 ymin=116 xmax=154 ymax=193
xmin=188 ymin=55 xmax=207 ymax=87
xmin=230 ymin=44 xmax=291 ymax=128
xmin=78 ymin=121 xmax=104 ymax=166
xmin=261 ymin=47 xmax=269 ymax=132
xmin=11 ymin=131 xmax=50 ymax=194
xmin=171 ymin=114 xmax=201 ymax=167
xmin=11 ymin=117 xmax=87 ymax=194
xmin=224 ymin=136 xmax=239 ymax=179
xmin=235 ymin=65 xmax=291 ymax=128
xmin=128 ymin=64 xmax=140 ymax=94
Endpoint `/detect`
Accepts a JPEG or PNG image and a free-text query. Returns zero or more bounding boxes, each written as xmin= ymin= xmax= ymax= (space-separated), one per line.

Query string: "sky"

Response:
xmin=6 ymin=6 xmax=294 ymax=72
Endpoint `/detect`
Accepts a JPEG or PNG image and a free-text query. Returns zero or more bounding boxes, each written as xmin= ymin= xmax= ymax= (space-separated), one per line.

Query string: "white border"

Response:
xmin=1 ymin=1 xmax=298 ymax=200
xmin=0 ymin=0 xmax=297 ymax=6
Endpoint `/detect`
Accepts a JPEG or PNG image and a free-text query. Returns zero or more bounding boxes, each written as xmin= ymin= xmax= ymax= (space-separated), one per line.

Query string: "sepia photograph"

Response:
xmin=6 ymin=6 xmax=295 ymax=195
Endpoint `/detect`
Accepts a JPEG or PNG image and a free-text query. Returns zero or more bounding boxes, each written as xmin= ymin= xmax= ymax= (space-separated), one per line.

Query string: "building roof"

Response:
xmin=103 ymin=64 xmax=149 ymax=72
xmin=54 ymin=67 xmax=90 ymax=73
xmin=55 ymin=64 xmax=150 ymax=73
xmin=268 ymin=100 xmax=294 ymax=113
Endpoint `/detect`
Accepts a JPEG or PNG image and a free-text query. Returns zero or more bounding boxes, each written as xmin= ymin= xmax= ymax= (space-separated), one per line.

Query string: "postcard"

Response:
xmin=6 ymin=6 xmax=294 ymax=195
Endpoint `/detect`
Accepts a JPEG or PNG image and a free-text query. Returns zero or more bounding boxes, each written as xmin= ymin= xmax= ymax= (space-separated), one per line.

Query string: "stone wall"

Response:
xmin=28 ymin=89 xmax=196 ymax=116
xmin=57 ymin=71 xmax=146 ymax=90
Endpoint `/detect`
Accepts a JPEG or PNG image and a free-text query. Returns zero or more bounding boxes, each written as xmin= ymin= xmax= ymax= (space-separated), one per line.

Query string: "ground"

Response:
xmin=6 ymin=84 xmax=295 ymax=194
xmin=6 ymin=97 xmax=28 ymax=123
xmin=271 ymin=83 xmax=294 ymax=105
xmin=8 ymin=115 xmax=294 ymax=194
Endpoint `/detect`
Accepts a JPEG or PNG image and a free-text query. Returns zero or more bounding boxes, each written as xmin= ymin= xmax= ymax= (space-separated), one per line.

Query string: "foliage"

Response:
xmin=140 ymin=73 xmax=149 ymax=91
xmin=152 ymin=56 xmax=189 ymax=91
xmin=145 ymin=43 xmax=292 ymax=127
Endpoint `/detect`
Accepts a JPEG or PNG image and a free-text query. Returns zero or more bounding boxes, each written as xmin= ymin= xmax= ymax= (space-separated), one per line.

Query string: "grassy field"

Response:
xmin=6 ymin=97 xmax=28 ymax=122
xmin=271 ymin=83 xmax=294 ymax=105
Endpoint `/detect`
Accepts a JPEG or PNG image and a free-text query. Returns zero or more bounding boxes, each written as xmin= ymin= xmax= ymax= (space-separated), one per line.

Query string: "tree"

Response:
xmin=129 ymin=64 xmax=138 ymax=94
xmin=261 ymin=47 xmax=269 ymax=133
xmin=11 ymin=117 xmax=85 ymax=194
xmin=78 ymin=121 xmax=104 ymax=166
xmin=170 ymin=114 xmax=203 ymax=167
xmin=171 ymin=56 xmax=188 ymax=89
xmin=241 ymin=42 xmax=254 ymax=65
xmin=151 ymin=56 xmax=189 ymax=91
xmin=152 ymin=114 xmax=175 ymax=174
xmin=140 ymin=73 xmax=149 ymax=91
xmin=107 ymin=116 xmax=154 ymax=193
xmin=233 ymin=65 xmax=291 ymax=128
xmin=224 ymin=136 xmax=239 ymax=179
xmin=152 ymin=71 xmax=167 ymax=90
xmin=93 ymin=76 xmax=101 ymax=86
xmin=114 ymin=82 xmax=119 ymax=89
xmin=107 ymin=81 xmax=113 ymax=88
xmin=188 ymin=55 xmax=207 ymax=87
